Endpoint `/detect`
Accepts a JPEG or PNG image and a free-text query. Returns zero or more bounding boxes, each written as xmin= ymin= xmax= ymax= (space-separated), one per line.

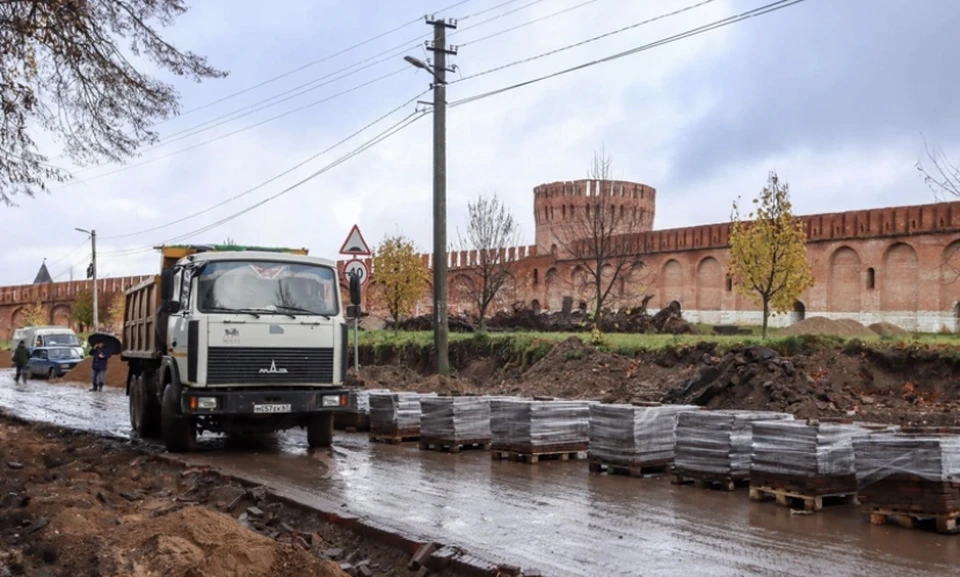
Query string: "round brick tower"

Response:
xmin=533 ymin=179 xmax=656 ymax=256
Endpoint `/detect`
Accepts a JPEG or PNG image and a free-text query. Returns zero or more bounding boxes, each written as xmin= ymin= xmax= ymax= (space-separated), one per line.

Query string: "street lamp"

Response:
xmin=75 ymin=228 xmax=98 ymax=332
xmin=403 ymin=56 xmax=444 ymax=84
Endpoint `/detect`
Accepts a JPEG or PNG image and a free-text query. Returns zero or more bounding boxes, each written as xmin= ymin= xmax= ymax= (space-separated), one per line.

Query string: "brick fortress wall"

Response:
xmin=0 ymin=276 xmax=151 ymax=340
xmin=341 ymin=180 xmax=960 ymax=332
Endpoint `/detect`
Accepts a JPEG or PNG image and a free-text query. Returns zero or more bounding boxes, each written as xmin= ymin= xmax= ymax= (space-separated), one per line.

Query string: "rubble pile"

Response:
xmin=490 ymin=399 xmax=592 ymax=452
xmin=420 ymin=396 xmax=492 ymax=442
xmin=854 ymin=429 xmax=960 ymax=515
xmin=750 ymin=420 xmax=887 ymax=495
xmin=368 ymin=392 xmax=435 ymax=435
xmin=674 ymin=410 xmax=793 ymax=480
xmin=588 ymin=403 xmax=700 ymax=466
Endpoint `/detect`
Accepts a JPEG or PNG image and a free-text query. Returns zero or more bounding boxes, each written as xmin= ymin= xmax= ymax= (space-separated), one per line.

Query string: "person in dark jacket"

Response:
xmin=12 ymin=341 xmax=28 ymax=384
xmin=90 ymin=341 xmax=111 ymax=392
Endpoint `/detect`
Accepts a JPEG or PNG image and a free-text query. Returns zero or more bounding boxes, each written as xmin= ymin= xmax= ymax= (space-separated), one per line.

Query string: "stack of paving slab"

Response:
xmin=853 ymin=427 xmax=960 ymax=516
xmin=674 ymin=410 xmax=793 ymax=481
xmin=334 ymin=388 xmax=390 ymax=431
xmin=490 ymin=399 xmax=591 ymax=454
xmin=750 ymin=420 xmax=890 ymax=496
xmin=368 ymin=392 xmax=436 ymax=437
xmin=419 ymin=395 xmax=492 ymax=444
xmin=588 ymin=403 xmax=700 ymax=468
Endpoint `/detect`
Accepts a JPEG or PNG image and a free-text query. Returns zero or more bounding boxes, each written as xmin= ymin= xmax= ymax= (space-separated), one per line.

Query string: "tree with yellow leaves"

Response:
xmin=728 ymin=171 xmax=814 ymax=338
xmin=108 ymin=296 xmax=126 ymax=333
xmin=370 ymin=234 xmax=430 ymax=330
xmin=20 ymin=301 xmax=48 ymax=327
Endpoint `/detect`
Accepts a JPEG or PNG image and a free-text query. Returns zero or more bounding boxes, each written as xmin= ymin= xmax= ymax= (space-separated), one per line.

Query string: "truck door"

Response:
xmin=169 ymin=268 xmax=192 ymax=384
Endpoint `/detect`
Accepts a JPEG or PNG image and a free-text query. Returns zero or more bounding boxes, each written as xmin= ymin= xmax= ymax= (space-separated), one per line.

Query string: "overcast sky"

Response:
xmin=2 ymin=0 xmax=958 ymax=286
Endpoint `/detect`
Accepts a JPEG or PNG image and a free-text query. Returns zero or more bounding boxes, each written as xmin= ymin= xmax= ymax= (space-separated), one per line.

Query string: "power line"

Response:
xmin=451 ymin=0 xmax=718 ymax=84
xmin=157 ymin=0 xmax=476 ymax=124
xmin=53 ymin=68 xmax=410 ymax=188
xmin=100 ymin=89 xmax=431 ymax=241
xmin=450 ymin=0 xmax=807 ymax=108
xmin=458 ymin=0 xmax=603 ymax=47
xmin=99 ymin=111 xmax=431 ymax=258
xmin=60 ymin=0 xmax=548 ymax=183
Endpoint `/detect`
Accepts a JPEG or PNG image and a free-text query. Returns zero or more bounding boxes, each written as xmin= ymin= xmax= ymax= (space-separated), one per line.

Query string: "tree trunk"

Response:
xmin=761 ymin=296 xmax=770 ymax=339
xmin=594 ymin=275 xmax=603 ymax=331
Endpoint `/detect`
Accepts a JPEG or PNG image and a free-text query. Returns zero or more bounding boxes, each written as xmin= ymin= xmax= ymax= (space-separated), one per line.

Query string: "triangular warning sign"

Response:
xmin=339 ymin=224 xmax=371 ymax=256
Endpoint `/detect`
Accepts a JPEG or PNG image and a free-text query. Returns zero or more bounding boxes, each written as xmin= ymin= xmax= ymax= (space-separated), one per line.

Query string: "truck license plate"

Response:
xmin=253 ymin=403 xmax=291 ymax=414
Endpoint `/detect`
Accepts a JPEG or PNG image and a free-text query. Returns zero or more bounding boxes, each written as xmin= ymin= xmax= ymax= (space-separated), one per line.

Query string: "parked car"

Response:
xmin=27 ymin=346 xmax=83 ymax=379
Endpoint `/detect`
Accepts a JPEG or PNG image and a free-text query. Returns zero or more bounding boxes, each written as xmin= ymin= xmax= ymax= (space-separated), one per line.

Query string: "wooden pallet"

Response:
xmin=418 ymin=437 xmax=491 ymax=453
xmin=369 ymin=431 xmax=420 ymax=444
xmin=749 ymin=485 xmax=858 ymax=512
xmin=674 ymin=472 xmax=748 ymax=492
xmin=491 ymin=449 xmax=586 ymax=464
xmin=865 ymin=507 xmax=960 ymax=534
xmin=588 ymin=459 xmax=672 ymax=478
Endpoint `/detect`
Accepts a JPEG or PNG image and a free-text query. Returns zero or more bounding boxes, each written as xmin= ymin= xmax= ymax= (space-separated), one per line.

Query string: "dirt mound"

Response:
xmin=0 ymin=354 xmax=10 ymax=369
xmin=779 ymin=316 xmax=875 ymax=338
xmin=869 ymin=321 xmax=909 ymax=337
xmin=57 ymin=355 xmax=127 ymax=388
xmin=107 ymin=507 xmax=345 ymax=577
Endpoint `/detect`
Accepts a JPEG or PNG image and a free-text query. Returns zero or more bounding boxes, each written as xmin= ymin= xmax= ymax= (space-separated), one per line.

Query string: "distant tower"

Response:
xmin=33 ymin=259 xmax=53 ymax=284
xmin=533 ymin=179 xmax=656 ymax=257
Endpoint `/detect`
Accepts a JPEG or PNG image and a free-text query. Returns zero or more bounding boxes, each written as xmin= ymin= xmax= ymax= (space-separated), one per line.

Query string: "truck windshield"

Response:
xmin=43 ymin=334 xmax=79 ymax=347
xmin=196 ymin=261 xmax=338 ymax=317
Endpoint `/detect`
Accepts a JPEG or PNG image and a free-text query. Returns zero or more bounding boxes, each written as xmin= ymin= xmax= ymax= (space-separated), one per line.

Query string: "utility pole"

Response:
xmin=425 ymin=15 xmax=457 ymax=375
xmin=76 ymin=228 xmax=98 ymax=332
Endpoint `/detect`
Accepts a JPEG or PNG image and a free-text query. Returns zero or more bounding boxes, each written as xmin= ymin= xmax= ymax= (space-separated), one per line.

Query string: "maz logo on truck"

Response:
xmin=259 ymin=360 xmax=289 ymax=375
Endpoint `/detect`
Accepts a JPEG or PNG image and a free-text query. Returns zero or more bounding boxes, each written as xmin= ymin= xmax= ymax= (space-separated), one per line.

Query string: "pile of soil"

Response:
xmin=0 ymin=354 xmax=11 ymax=369
xmin=869 ymin=321 xmax=909 ymax=336
xmin=0 ymin=416 xmax=455 ymax=577
xmin=57 ymin=356 xmax=127 ymax=388
xmin=779 ymin=316 xmax=876 ymax=338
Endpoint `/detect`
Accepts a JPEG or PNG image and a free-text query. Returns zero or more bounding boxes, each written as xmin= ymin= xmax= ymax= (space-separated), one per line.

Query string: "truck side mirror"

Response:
xmin=349 ymin=272 xmax=362 ymax=307
xmin=159 ymin=300 xmax=181 ymax=315
xmin=160 ymin=268 xmax=177 ymax=301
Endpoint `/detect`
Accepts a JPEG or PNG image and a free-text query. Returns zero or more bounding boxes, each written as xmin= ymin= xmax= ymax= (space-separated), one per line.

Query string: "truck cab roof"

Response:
xmin=179 ymin=250 xmax=337 ymax=269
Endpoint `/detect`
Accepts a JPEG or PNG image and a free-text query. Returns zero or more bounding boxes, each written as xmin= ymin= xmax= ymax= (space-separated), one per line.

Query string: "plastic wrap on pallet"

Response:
xmin=588 ymin=404 xmax=700 ymax=464
xmin=675 ymin=410 xmax=793 ymax=476
xmin=368 ymin=392 xmax=436 ymax=431
xmin=490 ymin=399 xmax=591 ymax=447
xmin=346 ymin=388 xmax=391 ymax=415
xmin=751 ymin=421 xmax=884 ymax=478
xmin=853 ymin=433 xmax=960 ymax=485
xmin=420 ymin=396 xmax=492 ymax=441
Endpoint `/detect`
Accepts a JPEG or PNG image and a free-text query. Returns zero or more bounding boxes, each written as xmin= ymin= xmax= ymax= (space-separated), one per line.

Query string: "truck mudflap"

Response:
xmin=179 ymin=388 xmax=349 ymax=416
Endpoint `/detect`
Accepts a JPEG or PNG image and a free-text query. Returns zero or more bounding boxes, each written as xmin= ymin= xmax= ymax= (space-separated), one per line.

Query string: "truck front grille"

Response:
xmin=206 ymin=347 xmax=334 ymax=384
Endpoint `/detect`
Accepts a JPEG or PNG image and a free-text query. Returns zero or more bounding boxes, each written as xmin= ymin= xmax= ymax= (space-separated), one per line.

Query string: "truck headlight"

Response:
xmin=197 ymin=397 xmax=217 ymax=410
xmin=322 ymin=395 xmax=340 ymax=407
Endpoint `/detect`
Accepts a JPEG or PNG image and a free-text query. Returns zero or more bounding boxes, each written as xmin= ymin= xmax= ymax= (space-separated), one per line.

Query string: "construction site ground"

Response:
xmin=0 ymin=373 xmax=955 ymax=577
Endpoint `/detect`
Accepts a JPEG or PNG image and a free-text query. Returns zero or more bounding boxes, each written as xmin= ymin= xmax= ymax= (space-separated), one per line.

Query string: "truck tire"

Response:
xmin=130 ymin=375 xmax=161 ymax=438
xmin=307 ymin=413 xmax=334 ymax=448
xmin=161 ymin=382 xmax=196 ymax=453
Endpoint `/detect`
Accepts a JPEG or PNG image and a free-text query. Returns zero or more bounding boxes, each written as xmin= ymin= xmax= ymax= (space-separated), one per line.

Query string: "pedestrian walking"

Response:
xmin=90 ymin=341 xmax=111 ymax=392
xmin=12 ymin=340 xmax=28 ymax=384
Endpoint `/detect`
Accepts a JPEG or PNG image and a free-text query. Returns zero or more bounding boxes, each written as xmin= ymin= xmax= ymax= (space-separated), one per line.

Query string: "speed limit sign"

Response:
xmin=343 ymin=259 xmax=368 ymax=285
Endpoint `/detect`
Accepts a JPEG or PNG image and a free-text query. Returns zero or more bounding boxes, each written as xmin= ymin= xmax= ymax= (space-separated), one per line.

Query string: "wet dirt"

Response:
xmin=0 ymin=372 xmax=955 ymax=577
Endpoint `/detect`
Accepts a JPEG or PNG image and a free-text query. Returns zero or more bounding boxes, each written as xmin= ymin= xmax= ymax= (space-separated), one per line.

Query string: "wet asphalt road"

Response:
xmin=0 ymin=373 xmax=955 ymax=577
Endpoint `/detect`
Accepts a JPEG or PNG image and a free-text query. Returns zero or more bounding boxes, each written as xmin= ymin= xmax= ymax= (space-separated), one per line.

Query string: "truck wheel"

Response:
xmin=307 ymin=413 xmax=334 ymax=448
xmin=130 ymin=375 xmax=162 ymax=438
xmin=161 ymin=382 xmax=196 ymax=453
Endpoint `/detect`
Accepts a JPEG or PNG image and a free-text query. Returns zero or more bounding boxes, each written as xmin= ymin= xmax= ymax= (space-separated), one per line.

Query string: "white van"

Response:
xmin=21 ymin=326 xmax=84 ymax=358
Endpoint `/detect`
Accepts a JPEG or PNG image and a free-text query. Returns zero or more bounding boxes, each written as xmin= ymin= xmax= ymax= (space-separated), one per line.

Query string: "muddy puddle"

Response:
xmin=0 ymin=373 xmax=954 ymax=577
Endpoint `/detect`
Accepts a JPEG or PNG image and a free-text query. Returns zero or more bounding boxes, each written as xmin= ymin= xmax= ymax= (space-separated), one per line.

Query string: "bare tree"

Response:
xmin=554 ymin=147 xmax=646 ymax=330
xmin=917 ymin=136 xmax=960 ymax=200
xmin=456 ymin=193 xmax=521 ymax=328
xmin=0 ymin=1 xmax=227 ymax=205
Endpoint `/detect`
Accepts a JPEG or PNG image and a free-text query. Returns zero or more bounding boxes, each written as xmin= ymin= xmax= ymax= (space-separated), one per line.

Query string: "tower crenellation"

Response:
xmin=533 ymin=179 xmax=656 ymax=256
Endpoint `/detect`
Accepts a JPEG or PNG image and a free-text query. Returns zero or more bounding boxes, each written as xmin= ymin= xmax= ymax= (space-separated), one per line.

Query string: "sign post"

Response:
xmin=340 ymin=225 xmax=371 ymax=376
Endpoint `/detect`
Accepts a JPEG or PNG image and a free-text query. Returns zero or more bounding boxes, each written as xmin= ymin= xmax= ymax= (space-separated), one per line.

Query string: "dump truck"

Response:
xmin=121 ymin=244 xmax=356 ymax=452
